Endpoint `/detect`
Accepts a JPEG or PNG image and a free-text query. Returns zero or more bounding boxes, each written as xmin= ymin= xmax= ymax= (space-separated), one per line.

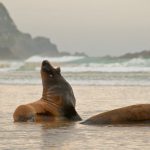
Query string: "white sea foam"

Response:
xmin=61 ymin=65 xmax=150 ymax=72
xmin=33 ymin=57 xmax=150 ymax=73
xmin=1 ymin=57 xmax=150 ymax=85
xmin=1 ymin=57 xmax=150 ymax=73
xmin=123 ymin=58 xmax=150 ymax=67
xmin=60 ymin=58 xmax=150 ymax=72
xmin=25 ymin=55 xmax=84 ymax=63
xmin=0 ymin=61 xmax=23 ymax=72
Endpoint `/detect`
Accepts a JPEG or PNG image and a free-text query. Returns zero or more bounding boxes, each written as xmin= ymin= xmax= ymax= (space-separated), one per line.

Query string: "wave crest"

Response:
xmin=25 ymin=55 xmax=84 ymax=63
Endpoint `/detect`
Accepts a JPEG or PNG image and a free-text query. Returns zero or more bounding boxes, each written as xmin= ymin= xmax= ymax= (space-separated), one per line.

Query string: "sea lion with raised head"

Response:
xmin=82 ymin=104 xmax=150 ymax=125
xmin=13 ymin=60 xmax=82 ymax=122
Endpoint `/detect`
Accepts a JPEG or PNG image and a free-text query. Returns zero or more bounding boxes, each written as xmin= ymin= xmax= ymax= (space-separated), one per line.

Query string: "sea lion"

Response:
xmin=81 ymin=104 xmax=150 ymax=125
xmin=13 ymin=60 xmax=82 ymax=122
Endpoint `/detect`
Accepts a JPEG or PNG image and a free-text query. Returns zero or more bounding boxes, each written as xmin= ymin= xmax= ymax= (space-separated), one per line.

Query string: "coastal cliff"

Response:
xmin=0 ymin=3 xmax=59 ymax=60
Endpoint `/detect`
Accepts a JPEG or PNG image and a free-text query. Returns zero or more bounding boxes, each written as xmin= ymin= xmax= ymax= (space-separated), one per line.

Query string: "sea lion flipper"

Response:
xmin=63 ymin=105 xmax=82 ymax=121
xmin=13 ymin=105 xmax=35 ymax=122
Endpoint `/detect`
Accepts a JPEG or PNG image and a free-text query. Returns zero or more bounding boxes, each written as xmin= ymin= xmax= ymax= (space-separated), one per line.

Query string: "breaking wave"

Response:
xmin=1 ymin=56 xmax=150 ymax=85
xmin=25 ymin=55 xmax=84 ymax=63
xmin=0 ymin=61 xmax=23 ymax=72
xmin=0 ymin=56 xmax=150 ymax=73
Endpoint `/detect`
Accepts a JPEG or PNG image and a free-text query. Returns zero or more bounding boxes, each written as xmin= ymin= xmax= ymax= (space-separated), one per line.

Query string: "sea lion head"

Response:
xmin=41 ymin=60 xmax=81 ymax=121
xmin=41 ymin=60 xmax=63 ymax=90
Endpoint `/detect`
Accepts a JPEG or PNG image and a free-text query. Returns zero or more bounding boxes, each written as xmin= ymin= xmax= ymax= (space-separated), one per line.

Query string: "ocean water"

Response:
xmin=1 ymin=56 xmax=150 ymax=149
xmin=0 ymin=55 xmax=150 ymax=86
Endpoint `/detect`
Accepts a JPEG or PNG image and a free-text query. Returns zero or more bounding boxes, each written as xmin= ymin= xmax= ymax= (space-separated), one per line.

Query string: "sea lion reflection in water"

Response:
xmin=13 ymin=60 xmax=82 ymax=122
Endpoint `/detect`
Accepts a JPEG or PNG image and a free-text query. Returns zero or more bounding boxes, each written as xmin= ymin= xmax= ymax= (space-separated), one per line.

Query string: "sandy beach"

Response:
xmin=1 ymin=84 xmax=150 ymax=149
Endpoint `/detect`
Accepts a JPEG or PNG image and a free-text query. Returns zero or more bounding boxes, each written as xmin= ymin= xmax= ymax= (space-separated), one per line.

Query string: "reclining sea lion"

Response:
xmin=13 ymin=60 xmax=82 ymax=122
xmin=81 ymin=104 xmax=150 ymax=125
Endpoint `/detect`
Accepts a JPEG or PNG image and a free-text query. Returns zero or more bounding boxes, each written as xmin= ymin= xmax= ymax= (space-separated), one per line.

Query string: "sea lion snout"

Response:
xmin=41 ymin=60 xmax=53 ymax=73
xmin=42 ymin=60 xmax=50 ymax=66
xmin=41 ymin=60 xmax=61 ymax=76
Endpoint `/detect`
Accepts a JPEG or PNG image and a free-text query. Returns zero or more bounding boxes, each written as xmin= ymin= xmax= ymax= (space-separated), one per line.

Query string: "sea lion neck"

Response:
xmin=42 ymin=86 xmax=52 ymax=101
xmin=42 ymin=85 xmax=61 ymax=102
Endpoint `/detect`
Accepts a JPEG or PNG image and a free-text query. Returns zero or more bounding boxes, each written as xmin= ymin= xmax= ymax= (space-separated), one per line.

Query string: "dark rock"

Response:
xmin=119 ymin=50 xmax=150 ymax=59
xmin=0 ymin=3 xmax=60 ymax=60
xmin=33 ymin=36 xmax=59 ymax=56
xmin=0 ymin=47 xmax=17 ymax=60
xmin=74 ymin=52 xmax=88 ymax=57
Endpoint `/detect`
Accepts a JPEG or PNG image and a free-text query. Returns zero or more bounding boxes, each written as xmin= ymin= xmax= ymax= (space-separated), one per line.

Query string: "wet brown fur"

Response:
xmin=13 ymin=100 xmax=61 ymax=122
xmin=82 ymin=104 xmax=150 ymax=125
xmin=13 ymin=60 xmax=81 ymax=122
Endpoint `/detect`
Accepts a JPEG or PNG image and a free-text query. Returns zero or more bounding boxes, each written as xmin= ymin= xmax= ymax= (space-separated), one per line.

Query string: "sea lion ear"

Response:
xmin=56 ymin=67 xmax=61 ymax=74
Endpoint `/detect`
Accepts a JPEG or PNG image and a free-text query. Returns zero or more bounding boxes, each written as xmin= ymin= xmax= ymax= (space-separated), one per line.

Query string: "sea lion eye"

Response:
xmin=49 ymin=74 xmax=53 ymax=78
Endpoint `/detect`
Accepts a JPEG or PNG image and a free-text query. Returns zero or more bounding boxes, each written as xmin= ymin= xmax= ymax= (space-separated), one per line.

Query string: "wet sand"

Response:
xmin=1 ymin=85 xmax=150 ymax=149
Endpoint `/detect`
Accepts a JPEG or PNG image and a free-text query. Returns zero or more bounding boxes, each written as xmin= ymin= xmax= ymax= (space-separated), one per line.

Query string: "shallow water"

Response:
xmin=1 ymin=71 xmax=150 ymax=86
xmin=1 ymin=85 xmax=150 ymax=149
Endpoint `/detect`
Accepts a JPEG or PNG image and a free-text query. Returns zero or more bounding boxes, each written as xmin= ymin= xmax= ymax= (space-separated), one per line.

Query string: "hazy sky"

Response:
xmin=1 ymin=0 xmax=150 ymax=56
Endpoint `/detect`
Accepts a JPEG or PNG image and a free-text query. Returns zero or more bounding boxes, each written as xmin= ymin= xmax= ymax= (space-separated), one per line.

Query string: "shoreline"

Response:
xmin=1 ymin=83 xmax=150 ymax=87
